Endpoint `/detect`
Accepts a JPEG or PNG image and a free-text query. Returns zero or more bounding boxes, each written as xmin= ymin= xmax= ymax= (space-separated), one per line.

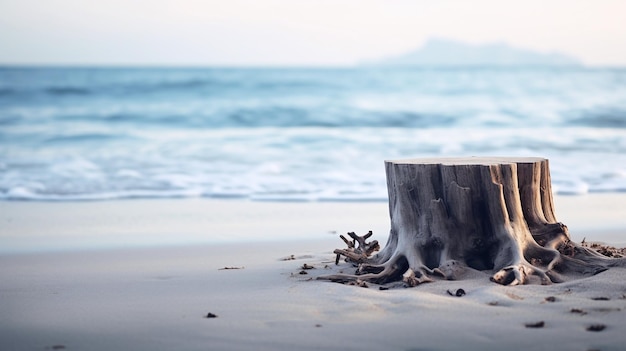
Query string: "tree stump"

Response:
xmin=323 ymin=157 xmax=625 ymax=286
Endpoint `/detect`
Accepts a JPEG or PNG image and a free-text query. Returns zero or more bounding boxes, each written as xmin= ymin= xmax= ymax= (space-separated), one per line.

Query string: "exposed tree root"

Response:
xmin=320 ymin=230 xmax=625 ymax=288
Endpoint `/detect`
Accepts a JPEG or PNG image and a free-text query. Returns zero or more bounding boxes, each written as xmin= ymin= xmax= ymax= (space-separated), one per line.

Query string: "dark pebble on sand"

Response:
xmin=586 ymin=324 xmax=606 ymax=332
xmin=525 ymin=321 xmax=545 ymax=328
xmin=447 ymin=289 xmax=466 ymax=297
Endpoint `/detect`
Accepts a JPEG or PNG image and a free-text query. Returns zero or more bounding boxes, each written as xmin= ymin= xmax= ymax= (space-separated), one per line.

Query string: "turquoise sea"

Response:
xmin=1 ymin=66 xmax=626 ymax=201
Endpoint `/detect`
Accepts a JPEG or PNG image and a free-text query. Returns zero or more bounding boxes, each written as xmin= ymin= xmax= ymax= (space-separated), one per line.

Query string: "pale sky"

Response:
xmin=1 ymin=0 xmax=626 ymax=66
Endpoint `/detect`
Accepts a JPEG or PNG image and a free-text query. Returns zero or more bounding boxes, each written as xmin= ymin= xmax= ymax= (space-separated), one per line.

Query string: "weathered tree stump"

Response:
xmin=323 ymin=157 xmax=625 ymax=286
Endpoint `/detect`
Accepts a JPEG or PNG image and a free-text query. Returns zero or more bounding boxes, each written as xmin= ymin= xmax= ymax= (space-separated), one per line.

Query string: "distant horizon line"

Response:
xmin=2 ymin=63 xmax=626 ymax=69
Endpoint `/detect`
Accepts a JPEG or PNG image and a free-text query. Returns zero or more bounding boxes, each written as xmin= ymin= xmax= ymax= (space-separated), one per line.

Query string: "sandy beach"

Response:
xmin=3 ymin=1 xmax=626 ymax=350
xmin=1 ymin=194 xmax=626 ymax=350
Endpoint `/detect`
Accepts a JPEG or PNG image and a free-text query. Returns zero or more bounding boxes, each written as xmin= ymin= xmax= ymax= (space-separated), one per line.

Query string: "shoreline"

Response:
xmin=1 ymin=193 xmax=625 ymax=254
xmin=1 ymin=194 xmax=626 ymax=350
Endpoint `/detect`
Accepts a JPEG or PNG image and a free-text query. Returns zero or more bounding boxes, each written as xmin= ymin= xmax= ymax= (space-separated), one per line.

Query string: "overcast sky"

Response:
xmin=1 ymin=0 xmax=625 ymax=66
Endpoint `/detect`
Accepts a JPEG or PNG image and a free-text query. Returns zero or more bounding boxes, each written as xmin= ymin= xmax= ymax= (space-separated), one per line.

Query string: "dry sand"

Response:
xmin=1 ymin=195 xmax=625 ymax=350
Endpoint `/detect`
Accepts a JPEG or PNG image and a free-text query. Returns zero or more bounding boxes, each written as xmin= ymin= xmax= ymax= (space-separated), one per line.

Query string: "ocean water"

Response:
xmin=1 ymin=66 xmax=626 ymax=201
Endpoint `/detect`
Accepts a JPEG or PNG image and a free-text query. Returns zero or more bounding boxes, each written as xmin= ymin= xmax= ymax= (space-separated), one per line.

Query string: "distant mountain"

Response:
xmin=369 ymin=38 xmax=582 ymax=67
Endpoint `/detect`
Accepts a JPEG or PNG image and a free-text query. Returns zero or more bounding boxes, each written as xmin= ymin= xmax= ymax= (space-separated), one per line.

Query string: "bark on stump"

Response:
xmin=324 ymin=157 xmax=625 ymax=286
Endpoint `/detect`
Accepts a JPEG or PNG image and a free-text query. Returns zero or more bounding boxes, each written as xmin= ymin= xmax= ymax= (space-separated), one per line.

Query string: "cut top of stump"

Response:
xmin=385 ymin=156 xmax=547 ymax=166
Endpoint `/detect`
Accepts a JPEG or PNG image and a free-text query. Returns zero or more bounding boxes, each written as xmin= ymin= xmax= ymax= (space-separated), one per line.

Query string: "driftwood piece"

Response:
xmin=333 ymin=231 xmax=380 ymax=265
xmin=320 ymin=157 xmax=625 ymax=286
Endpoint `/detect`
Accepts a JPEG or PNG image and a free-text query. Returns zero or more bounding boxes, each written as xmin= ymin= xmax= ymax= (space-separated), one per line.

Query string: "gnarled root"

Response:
xmin=318 ymin=254 xmax=456 ymax=288
xmin=320 ymin=232 xmax=465 ymax=287
xmin=491 ymin=263 xmax=551 ymax=286
xmin=403 ymin=268 xmax=434 ymax=287
xmin=319 ymin=230 xmax=623 ymax=288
